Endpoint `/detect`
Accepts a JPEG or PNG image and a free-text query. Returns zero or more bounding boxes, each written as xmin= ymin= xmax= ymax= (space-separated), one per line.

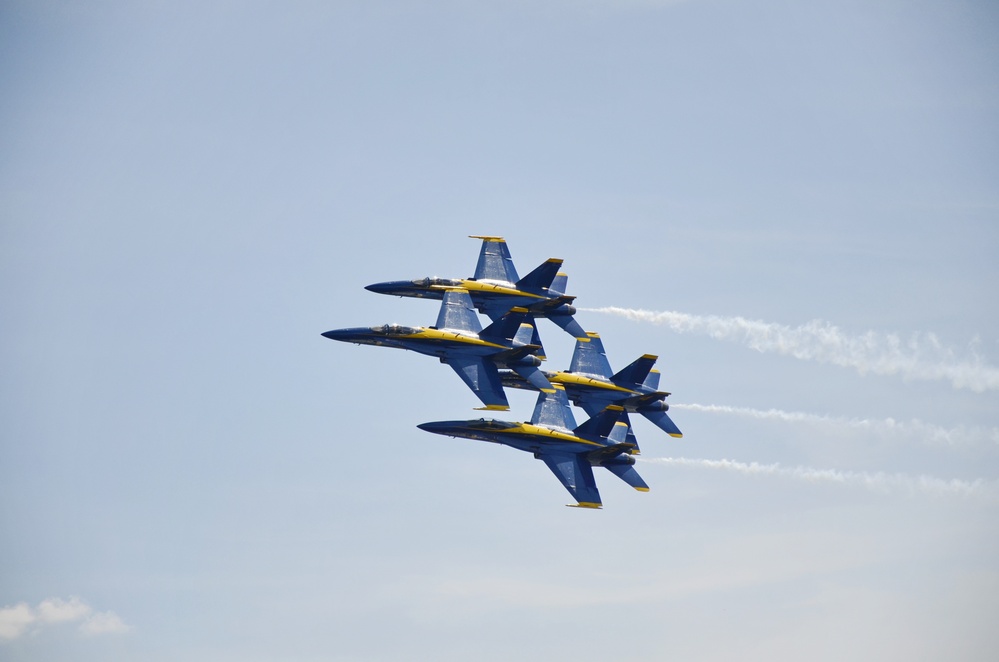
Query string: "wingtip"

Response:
xmin=567 ymin=502 xmax=603 ymax=509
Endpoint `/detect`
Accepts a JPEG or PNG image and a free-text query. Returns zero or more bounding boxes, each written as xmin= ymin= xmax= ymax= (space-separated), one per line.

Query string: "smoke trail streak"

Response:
xmin=582 ymin=307 xmax=999 ymax=392
xmin=641 ymin=457 xmax=997 ymax=498
xmin=671 ymin=403 xmax=999 ymax=447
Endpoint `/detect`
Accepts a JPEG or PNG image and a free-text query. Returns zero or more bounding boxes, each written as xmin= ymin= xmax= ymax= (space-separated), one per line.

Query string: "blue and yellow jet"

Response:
xmin=418 ymin=386 xmax=649 ymax=508
xmin=499 ymin=332 xmax=683 ymax=448
xmin=364 ymin=236 xmax=586 ymax=356
xmin=322 ymin=288 xmax=553 ymax=411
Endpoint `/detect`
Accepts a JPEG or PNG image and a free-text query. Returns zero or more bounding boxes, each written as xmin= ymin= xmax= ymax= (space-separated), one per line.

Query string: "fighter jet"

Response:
xmin=321 ymin=288 xmax=552 ymax=411
xmin=364 ymin=236 xmax=586 ymax=355
xmin=499 ymin=332 xmax=683 ymax=447
xmin=418 ymin=386 xmax=649 ymax=508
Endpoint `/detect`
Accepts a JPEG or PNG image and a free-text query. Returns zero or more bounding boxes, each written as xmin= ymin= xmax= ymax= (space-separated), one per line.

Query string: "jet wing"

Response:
xmin=539 ymin=452 xmax=602 ymax=508
xmin=445 ymin=356 xmax=510 ymax=411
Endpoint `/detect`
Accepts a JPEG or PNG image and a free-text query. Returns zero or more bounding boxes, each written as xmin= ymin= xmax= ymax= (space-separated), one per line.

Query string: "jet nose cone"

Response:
xmin=417 ymin=421 xmax=457 ymax=435
xmin=365 ymin=280 xmax=415 ymax=295
xmin=321 ymin=328 xmax=360 ymax=341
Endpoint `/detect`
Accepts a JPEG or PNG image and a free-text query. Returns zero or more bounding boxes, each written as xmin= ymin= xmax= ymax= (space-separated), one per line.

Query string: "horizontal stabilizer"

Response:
xmin=605 ymin=463 xmax=649 ymax=491
xmin=642 ymin=409 xmax=683 ymax=438
xmin=549 ymin=311 xmax=586 ymax=339
xmin=511 ymin=363 xmax=555 ymax=395
xmin=516 ymin=258 xmax=563 ymax=294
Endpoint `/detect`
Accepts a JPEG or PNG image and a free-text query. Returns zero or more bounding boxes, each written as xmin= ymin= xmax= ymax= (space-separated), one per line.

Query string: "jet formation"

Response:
xmin=322 ymin=236 xmax=682 ymax=508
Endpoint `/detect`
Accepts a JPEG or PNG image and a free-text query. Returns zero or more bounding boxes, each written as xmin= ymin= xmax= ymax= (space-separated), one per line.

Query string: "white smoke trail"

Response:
xmin=671 ymin=403 xmax=999 ymax=447
xmin=641 ymin=457 xmax=996 ymax=498
xmin=582 ymin=307 xmax=999 ymax=392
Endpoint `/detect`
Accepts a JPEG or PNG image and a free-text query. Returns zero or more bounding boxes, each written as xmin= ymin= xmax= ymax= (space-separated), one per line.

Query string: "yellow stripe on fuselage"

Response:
xmin=497 ymin=423 xmax=603 ymax=446
xmin=458 ymin=279 xmax=547 ymax=299
xmin=396 ymin=328 xmax=508 ymax=349
xmin=548 ymin=372 xmax=636 ymax=393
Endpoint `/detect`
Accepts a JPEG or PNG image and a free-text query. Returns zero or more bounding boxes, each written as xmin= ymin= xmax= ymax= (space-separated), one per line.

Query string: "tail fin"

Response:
xmin=480 ymin=307 xmax=530 ymax=342
xmin=549 ymin=272 xmax=568 ymax=296
xmin=529 ymin=385 xmax=577 ymax=429
xmin=516 ymin=258 xmax=562 ymax=294
xmin=611 ymin=354 xmax=658 ymax=388
xmin=573 ymin=404 xmax=626 ymax=441
xmin=470 ymin=236 xmax=519 ymax=283
xmin=568 ymin=332 xmax=613 ymax=377
xmin=643 ymin=369 xmax=661 ymax=390
xmin=435 ymin=289 xmax=483 ymax=333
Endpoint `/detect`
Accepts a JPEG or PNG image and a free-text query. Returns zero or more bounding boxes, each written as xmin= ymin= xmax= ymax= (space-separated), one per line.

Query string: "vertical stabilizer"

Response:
xmin=470 ymin=236 xmax=519 ymax=283
xmin=569 ymin=332 xmax=613 ymax=377
xmin=643 ymin=369 xmax=661 ymax=390
xmin=530 ymin=386 xmax=577 ymax=430
xmin=516 ymin=258 xmax=562 ymax=294
xmin=436 ymin=289 xmax=483 ymax=333
xmin=549 ymin=272 xmax=568 ymax=296
xmin=611 ymin=354 xmax=658 ymax=388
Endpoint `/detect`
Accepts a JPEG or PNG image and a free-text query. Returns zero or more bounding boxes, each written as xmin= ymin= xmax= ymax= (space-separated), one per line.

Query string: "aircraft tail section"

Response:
xmin=573 ymin=404 xmax=626 ymax=441
xmin=643 ymin=369 xmax=661 ymax=390
xmin=516 ymin=258 xmax=562 ymax=294
xmin=612 ymin=354 xmax=658 ymax=388
xmin=641 ymin=409 xmax=683 ymax=438
xmin=480 ymin=307 xmax=530 ymax=343
xmin=549 ymin=272 xmax=568 ymax=296
xmin=436 ymin=289 xmax=483 ymax=333
xmin=548 ymin=310 xmax=586 ymax=339
xmin=470 ymin=236 xmax=519 ymax=283
xmin=569 ymin=332 xmax=613 ymax=377
xmin=530 ymin=386 xmax=577 ymax=429
xmin=604 ymin=462 xmax=650 ymax=491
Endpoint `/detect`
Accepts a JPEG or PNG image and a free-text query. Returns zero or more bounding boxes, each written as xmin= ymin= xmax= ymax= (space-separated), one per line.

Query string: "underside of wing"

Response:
xmin=445 ymin=356 xmax=510 ymax=410
xmin=539 ymin=452 xmax=602 ymax=508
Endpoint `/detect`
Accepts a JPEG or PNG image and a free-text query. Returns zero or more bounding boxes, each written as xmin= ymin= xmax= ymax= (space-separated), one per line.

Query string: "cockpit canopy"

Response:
xmin=373 ymin=324 xmax=421 ymax=335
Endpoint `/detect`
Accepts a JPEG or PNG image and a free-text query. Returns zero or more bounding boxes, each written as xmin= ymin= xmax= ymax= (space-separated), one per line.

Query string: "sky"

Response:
xmin=1 ymin=1 xmax=998 ymax=660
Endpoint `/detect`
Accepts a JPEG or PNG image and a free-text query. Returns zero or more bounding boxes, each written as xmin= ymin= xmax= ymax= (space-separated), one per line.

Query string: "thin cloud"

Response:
xmin=672 ymin=403 xmax=999 ymax=447
xmin=582 ymin=307 xmax=999 ymax=392
xmin=0 ymin=597 xmax=129 ymax=642
xmin=641 ymin=456 xmax=997 ymax=498
xmin=79 ymin=611 xmax=130 ymax=636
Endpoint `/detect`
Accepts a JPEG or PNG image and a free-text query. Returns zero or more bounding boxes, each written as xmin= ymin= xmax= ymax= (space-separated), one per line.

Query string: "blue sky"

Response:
xmin=2 ymin=1 xmax=997 ymax=660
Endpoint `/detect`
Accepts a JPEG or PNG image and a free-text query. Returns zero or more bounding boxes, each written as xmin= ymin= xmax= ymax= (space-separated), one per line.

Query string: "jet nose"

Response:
xmin=321 ymin=328 xmax=363 ymax=341
xmin=417 ymin=421 xmax=461 ymax=436
xmin=365 ymin=280 xmax=411 ymax=295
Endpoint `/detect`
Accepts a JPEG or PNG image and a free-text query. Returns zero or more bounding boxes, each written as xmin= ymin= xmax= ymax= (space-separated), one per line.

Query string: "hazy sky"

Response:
xmin=2 ymin=1 xmax=997 ymax=661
